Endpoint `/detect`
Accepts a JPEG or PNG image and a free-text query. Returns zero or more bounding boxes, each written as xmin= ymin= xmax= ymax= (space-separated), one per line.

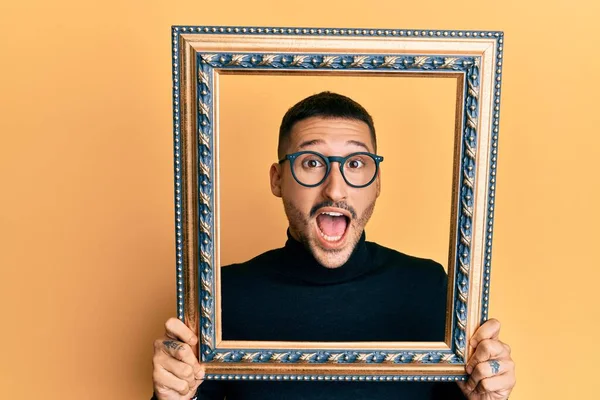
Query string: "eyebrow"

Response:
xmin=298 ymin=139 xmax=371 ymax=152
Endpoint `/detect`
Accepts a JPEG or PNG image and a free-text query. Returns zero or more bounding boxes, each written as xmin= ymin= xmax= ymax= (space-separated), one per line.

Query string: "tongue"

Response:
xmin=317 ymin=214 xmax=347 ymax=237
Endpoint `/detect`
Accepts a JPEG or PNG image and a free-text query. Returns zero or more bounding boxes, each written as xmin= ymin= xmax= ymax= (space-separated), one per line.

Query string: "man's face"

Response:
xmin=270 ymin=117 xmax=381 ymax=268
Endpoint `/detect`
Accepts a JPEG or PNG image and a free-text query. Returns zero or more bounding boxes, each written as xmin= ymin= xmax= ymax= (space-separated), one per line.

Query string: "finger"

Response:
xmin=153 ymin=364 xmax=191 ymax=396
xmin=159 ymin=355 xmax=198 ymax=389
xmin=456 ymin=380 xmax=468 ymax=394
xmin=465 ymin=359 xmax=514 ymax=393
xmin=195 ymin=363 xmax=206 ymax=381
xmin=456 ymin=380 xmax=478 ymax=397
xmin=165 ymin=317 xmax=198 ymax=346
xmin=155 ymin=339 xmax=203 ymax=378
xmin=466 ymin=338 xmax=509 ymax=374
xmin=469 ymin=318 xmax=501 ymax=349
xmin=474 ymin=372 xmax=515 ymax=395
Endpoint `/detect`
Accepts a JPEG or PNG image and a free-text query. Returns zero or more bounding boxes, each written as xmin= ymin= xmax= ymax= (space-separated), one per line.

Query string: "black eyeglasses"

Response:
xmin=278 ymin=151 xmax=384 ymax=188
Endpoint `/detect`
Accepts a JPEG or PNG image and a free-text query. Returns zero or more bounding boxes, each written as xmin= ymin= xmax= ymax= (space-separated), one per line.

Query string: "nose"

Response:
xmin=321 ymin=163 xmax=347 ymax=202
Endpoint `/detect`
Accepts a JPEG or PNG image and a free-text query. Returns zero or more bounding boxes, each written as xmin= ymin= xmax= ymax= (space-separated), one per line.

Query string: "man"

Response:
xmin=152 ymin=92 xmax=516 ymax=399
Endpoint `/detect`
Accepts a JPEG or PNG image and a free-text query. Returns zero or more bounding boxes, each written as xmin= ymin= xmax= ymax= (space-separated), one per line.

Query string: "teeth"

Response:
xmin=319 ymin=230 xmax=342 ymax=242
xmin=322 ymin=212 xmax=344 ymax=217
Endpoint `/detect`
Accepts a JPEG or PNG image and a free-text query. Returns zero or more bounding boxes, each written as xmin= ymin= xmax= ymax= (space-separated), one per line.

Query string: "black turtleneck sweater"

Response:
xmin=193 ymin=232 xmax=465 ymax=399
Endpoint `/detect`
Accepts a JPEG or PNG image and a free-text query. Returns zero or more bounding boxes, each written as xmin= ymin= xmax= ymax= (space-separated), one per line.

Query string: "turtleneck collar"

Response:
xmin=274 ymin=229 xmax=373 ymax=285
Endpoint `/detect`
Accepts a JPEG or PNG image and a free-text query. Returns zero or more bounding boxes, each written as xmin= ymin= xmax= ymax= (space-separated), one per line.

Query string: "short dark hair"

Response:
xmin=278 ymin=91 xmax=377 ymax=158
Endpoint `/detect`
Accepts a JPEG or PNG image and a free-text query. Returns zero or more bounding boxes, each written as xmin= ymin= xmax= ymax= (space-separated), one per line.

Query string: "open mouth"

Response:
xmin=315 ymin=208 xmax=351 ymax=247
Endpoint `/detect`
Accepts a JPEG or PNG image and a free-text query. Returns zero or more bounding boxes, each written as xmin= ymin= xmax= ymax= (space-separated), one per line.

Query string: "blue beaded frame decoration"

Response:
xmin=172 ymin=25 xmax=504 ymax=381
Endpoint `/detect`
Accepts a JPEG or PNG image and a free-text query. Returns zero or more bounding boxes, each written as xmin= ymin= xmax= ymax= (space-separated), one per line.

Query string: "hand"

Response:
xmin=457 ymin=319 xmax=516 ymax=400
xmin=152 ymin=318 xmax=205 ymax=400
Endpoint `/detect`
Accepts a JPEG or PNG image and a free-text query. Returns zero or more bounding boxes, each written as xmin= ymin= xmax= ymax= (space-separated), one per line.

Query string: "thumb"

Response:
xmin=457 ymin=380 xmax=472 ymax=397
xmin=187 ymin=365 xmax=205 ymax=398
xmin=185 ymin=378 xmax=203 ymax=399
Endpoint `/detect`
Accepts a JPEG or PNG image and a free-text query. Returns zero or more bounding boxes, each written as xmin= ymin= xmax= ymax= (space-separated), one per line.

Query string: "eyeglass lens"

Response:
xmin=292 ymin=153 xmax=377 ymax=187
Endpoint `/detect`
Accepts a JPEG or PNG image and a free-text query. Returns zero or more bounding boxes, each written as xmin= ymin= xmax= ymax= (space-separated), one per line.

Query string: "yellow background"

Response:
xmin=219 ymin=74 xmax=457 ymax=269
xmin=1 ymin=0 xmax=599 ymax=399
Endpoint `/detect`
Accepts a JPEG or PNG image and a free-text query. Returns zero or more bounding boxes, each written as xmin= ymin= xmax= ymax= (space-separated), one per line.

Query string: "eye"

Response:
xmin=301 ymin=157 xmax=324 ymax=169
xmin=346 ymin=158 xmax=365 ymax=169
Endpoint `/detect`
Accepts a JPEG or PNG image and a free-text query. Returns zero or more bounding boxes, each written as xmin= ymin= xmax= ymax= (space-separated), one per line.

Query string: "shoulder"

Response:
xmin=220 ymin=247 xmax=284 ymax=280
xmin=366 ymin=241 xmax=447 ymax=279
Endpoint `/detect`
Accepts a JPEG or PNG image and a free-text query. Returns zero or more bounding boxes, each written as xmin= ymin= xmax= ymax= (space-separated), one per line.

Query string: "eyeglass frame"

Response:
xmin=278 ymin=150 xmax=384 ymax=188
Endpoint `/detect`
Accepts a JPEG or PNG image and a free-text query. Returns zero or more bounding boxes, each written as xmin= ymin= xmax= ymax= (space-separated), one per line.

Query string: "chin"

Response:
xmin=310 ymin=242 xmax=353 ymax=269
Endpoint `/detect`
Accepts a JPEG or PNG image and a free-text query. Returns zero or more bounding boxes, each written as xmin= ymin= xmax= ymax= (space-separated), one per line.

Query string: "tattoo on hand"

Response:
xmin=163 ymin=340 xmax=184 ymax=351
xmin=489 ymin=360 xmax=500 ymax=375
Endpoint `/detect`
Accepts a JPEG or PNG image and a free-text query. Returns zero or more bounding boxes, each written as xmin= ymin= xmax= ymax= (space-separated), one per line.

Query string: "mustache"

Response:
xmin=310 ymin=201 xmax=357 ymax=219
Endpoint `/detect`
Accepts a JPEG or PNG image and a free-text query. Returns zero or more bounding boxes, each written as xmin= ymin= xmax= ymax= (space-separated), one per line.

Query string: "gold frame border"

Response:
xmin=177 ymin=30 xmax=499 ymax=376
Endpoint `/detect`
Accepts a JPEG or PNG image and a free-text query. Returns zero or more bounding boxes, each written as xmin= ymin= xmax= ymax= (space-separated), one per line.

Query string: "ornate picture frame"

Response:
xmin=171 ymin=25 xmax=504 ymax=382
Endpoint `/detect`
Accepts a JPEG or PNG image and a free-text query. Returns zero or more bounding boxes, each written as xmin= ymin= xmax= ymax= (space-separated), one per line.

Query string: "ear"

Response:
xmin=270 ymin=163 xmax=282 ymax=198
xmin=375 ymin=169 xmax=381 ymax=198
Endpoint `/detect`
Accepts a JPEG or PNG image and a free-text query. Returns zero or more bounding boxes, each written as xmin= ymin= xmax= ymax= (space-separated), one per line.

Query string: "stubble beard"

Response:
xmin=282 ymin=198 xmax=377 ymax=268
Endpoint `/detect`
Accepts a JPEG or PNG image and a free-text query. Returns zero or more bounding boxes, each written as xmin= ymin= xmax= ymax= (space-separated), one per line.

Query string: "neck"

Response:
xmin=279 ymin=229 xmax=372 ymax=285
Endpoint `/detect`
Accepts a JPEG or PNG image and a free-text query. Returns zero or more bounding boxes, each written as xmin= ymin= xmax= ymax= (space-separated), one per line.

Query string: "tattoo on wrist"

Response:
xmin=489 ymin=360 xmax=500 ymax=375
xmin=163 ymin=340 xmax=184 ymax=351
